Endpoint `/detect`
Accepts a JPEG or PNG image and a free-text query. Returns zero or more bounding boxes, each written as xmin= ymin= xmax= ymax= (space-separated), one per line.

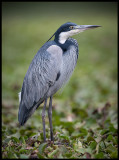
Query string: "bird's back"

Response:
xmin=18 ymin=38 xmax=79 ymax=125
xmin=18 ymin=41 xmax=63 ymax=125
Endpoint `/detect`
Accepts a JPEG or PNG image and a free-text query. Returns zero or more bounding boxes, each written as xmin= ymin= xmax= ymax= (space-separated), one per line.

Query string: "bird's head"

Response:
xmin=53 ymin=22 xmax=101 ymax=44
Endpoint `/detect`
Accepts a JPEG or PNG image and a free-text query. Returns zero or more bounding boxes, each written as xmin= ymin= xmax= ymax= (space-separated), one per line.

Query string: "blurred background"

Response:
xmin=2 ymin=2 xmax=117 ymax=126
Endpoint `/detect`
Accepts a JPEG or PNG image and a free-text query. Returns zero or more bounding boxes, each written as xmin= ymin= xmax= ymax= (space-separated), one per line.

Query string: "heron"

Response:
xmin=18 ymin=22 xmax=100 ymax=142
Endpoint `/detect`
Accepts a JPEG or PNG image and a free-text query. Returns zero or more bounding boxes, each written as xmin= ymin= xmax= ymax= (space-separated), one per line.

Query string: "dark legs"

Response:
xmin=48 ymin=96 xmax=54 ymax=142
xmin=42 ymin=98 xmax=47 ymax=142
xmin=42 ymin=96 xmax=54 ymax=142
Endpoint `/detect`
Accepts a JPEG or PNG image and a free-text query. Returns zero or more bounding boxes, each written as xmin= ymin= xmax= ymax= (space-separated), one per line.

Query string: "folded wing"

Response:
xmin=18 ymin=43 xmax=63 ymax=125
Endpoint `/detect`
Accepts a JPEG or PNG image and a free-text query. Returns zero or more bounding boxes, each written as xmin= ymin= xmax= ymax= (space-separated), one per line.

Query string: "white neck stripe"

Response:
xmin=59 ymin=29 xmax=83 ymax=44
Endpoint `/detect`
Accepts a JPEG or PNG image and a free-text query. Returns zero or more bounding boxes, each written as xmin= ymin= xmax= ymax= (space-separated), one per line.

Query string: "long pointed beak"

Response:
xmin=75 ymin=25 xmax=101 ymax=31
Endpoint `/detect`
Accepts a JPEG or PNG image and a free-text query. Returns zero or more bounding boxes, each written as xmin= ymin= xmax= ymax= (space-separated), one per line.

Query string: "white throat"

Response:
xmin=59 ymin=29 xmax=83 ymax=44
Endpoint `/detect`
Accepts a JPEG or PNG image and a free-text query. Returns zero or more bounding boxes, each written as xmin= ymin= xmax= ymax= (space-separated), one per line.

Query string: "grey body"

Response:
xmin=18 ymin=22 xmax=100 ymax=141
xmin=18 ymin=38 xmax=78 ymax=125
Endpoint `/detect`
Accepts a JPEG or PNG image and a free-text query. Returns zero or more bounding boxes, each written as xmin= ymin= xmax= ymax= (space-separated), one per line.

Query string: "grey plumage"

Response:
xmin=18 ymin=38 xmax=78 ymax=125
xmin=18 ymin=22 xmax=101 ymax=141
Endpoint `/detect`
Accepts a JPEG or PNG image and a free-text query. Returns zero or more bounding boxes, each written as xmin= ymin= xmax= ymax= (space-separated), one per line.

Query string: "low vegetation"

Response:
xmin=2 ymin=2 xmax=117 ymax=159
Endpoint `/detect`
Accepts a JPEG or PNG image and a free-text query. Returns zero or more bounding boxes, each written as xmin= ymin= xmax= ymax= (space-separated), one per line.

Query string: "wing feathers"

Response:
xmin=18 ymin=43 xmax=62 ymax=125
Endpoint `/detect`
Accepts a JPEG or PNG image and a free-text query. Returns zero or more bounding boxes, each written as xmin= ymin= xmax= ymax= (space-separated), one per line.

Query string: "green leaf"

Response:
xmin=28 ymin=132 xmax=37 ymax=137
xmin=106 ymin=144 xmax=117 ymax=154
xmin=48 ymin=148 xmax=59 ymax=158
xmin=77 ymin=148 xmax=85 ymax=154
xmin=110 ymin=150 xmax=118 ymax=158
xmin=113 ymin=136 xmax=118 ymax=145
xmin=90 ymin=141 xmax=97 ymax=150
xmin=85 ymin=147 xmax=92 ymax=154
xmin=2 ymin=125 xmax=6 ymax=130
xmin=100 ymin=129 xmax=109 ymax=135
xmin=60 ymin=121 xmax=74 ymax=133
xmin=11 ymin=136 xmax=20 ymax=143
xmin=37 ymin=153 xmax=45 ymax=159
xmin=7 ymin=152 xmax=17 ymax=159
xmin=72 ymin=108 xmax=88 ymax=118
xmin=94 ymin=152 xmax=104 ymax=159
xmin=87 ymin=136 xmax=95 ymax=142
xmin=59 ymin=134 xmax=70 ymax=141
xmin=99 ymin=141 xmax=106 ymax=149
xmin=78 ymin=127 xmax=88 ymax=137
xmin=39 ymin=143 xmax=47 ymax=154
xmin=65 ymin=152 xmax=73 ymax=158
xmin=3 ymin=137 xmax=11 ymax=144
xmin=109 ymin=125 xmax=117 ymax=134
xmin=85 ymin=117 xmax=97 ymax=127
xmin=20 ymin=154 xmax=29 ymax=159
xmin=19 ymin=148 xmax=27 ymax=154
xmin=106 ymin=134 xmax=113 ymax=141
xmin=20 ymin=136 xmax=26 ymax=144
xmin=34 ymin=142 xmax=39 ymax=147
xmin=13 ymin=153 xmax=18 ymax=158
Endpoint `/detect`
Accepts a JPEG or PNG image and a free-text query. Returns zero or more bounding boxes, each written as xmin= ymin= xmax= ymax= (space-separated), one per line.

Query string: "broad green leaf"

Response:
xmin=94 ymin=152 xmax=105 ymax=159
xmin=109 ymin=125 xmax=117 ymax=134
xmin=87 ymin=136 xmax=95 ymax=142
xmin=20 ymin=154 xmax=29 ymax=159
xmin=39 ymin=143 xmax=47 ymax=154
xmin=90 ymin=141 xmax=97 ymax=150
xmin=59 ymin=134 xmax=70 ymax=141
xmin=19 ymin=148 xmax=28 ymax=154
xmin=85 ymin=117 xmax=97 ymax=127
xmin=106 ymin=144 xmax=117 ymax=154
xmin=72 ymin=107 xmax=88 ymax=118
xmin=48 ymin=148 xmax=59 ymax=158
xmin=11 ymin=136 xmax=20 ymax=143
xmin=110 ymin=150 xmax=118 ymax=159
xmin=65 ymin=152 xmax=73 ymax=158
xmin=100 ymin=129 xmax=109 ymax=135
xmin=113 ymin=136 xmax=118 ymax=145
xmin=7 ymin=152 xmax=17 ymax=159
xmin=78 ymin=127 xmax=88 ymax=137
xmin=106 ymin=134 xmax=113 ymax=141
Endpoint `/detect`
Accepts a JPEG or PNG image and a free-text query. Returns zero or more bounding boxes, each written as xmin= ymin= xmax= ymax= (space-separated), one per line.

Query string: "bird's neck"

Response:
xmin=54 ymin=36 xmax=78 ymax=52
xmin=54 ymin=30 xmax=68 ymax=44
xmin=54 ymin=34 xmax=66 ymax=51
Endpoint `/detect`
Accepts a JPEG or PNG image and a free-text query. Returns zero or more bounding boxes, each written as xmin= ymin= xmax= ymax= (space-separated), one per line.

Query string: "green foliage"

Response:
xmin=2 ymin=2 xmax=117 ymax=159
xmin=39 ymin=143 xmax=47 ymax=154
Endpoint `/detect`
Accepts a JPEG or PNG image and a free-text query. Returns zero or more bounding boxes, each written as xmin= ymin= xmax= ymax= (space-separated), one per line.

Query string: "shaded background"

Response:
xmin=2 ymin=1 xmax=117 ymax=112
xmin=2 ymin=2 xmax=118 ymax=159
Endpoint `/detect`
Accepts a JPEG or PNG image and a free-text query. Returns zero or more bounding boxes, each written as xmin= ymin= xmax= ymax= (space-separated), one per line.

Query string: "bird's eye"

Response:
xmin=69 ymin=26 xmax=74 ymax=29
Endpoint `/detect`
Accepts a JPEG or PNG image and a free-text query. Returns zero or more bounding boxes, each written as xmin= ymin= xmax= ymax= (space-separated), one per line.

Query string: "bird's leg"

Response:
xmin=48 ymin=96 xmax=54 ymax=142
xmin=42 ymin=98 xmax=47 ymax=142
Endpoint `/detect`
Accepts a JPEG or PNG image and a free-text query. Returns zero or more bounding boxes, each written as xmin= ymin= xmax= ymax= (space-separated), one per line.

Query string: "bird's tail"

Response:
xmin=18 ymin=103 xmax=29 ymax=126
xmin=18 ymin=100 xmax=44 ymax=126
xmin=18 ymin=102 xmax=38 ymax=126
